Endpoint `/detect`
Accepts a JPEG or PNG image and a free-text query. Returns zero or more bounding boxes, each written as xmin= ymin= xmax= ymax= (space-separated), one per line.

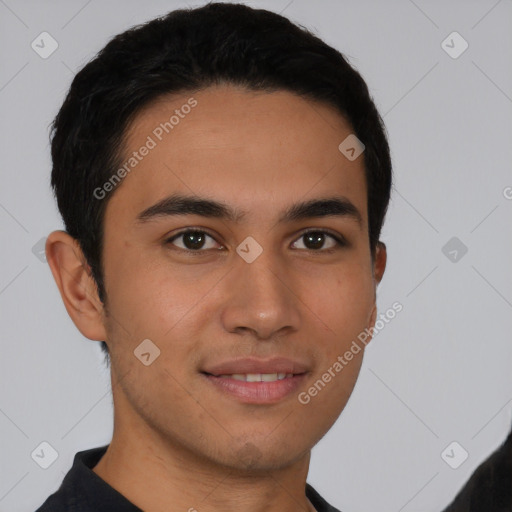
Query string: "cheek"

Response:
xmin=103 ymin=247 xmax=204 ymax=338
xmin=305 ymin=263 xmax=375 ymax=338
xmin=302 ymin=264 xmax=373 ymax=420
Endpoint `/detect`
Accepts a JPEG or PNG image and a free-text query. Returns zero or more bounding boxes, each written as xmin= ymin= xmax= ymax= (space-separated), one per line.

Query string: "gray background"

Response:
xmin=1 ymin=0 xmax=511 ymax=511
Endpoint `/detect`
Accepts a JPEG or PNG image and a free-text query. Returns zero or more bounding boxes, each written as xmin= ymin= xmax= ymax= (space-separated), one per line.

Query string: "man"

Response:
xmin=37 ymin=2 xmax=391 ymax=511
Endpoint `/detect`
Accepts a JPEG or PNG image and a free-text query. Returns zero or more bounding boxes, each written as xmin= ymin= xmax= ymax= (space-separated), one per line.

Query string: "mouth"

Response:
xmin=200 ymin=356 xmax=310 ymax=404
xmin=203 ymin=372 xmax=298 ymax=382
xmin=201 ymin=371 xmax=308 ymax=404
xmin=201 ymin=356 xmax=310 ymax=377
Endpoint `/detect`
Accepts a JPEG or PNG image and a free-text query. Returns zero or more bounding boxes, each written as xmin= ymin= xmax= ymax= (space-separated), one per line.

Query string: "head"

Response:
xmin=46 ymin=2 xmax=391 ymax=472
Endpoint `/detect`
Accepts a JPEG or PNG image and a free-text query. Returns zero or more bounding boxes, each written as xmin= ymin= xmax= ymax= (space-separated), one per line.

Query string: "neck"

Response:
xmin=92 ymin=379 xmax=315 ymax=512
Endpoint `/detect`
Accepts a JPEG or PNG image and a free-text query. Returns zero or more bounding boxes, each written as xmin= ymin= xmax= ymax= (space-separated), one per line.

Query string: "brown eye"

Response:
xmin=166 ymin=230 xmax=220 ymax=251
xmin=291 ymin=230 xmax=346 ymax=251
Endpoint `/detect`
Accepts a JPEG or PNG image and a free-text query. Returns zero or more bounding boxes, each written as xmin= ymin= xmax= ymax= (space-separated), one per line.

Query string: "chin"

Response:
xmin=218 ymin=435 xmax=309 ymax=473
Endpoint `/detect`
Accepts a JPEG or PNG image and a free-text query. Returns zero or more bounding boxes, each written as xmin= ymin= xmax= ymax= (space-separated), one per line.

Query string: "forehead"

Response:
xmin=106 ymin=85 xmax=367 ymax=225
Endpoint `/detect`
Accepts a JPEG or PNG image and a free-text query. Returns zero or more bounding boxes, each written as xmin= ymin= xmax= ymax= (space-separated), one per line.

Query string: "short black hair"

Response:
xmin=50 ymin=1 xmax=393 ymax=363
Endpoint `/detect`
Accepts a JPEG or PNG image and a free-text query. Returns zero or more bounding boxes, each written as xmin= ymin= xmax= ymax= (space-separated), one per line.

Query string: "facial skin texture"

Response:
xmin=46 ymin=84 xmax=386 ymax=512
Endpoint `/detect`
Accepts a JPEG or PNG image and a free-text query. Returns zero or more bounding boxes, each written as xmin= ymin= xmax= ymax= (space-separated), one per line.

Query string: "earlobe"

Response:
xmin=45 ymin=230 xmax=108 ymax=341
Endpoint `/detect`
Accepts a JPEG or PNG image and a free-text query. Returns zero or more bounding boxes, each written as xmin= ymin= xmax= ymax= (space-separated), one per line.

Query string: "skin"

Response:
xmin=46 ymin=84 xmax=386 ymax=512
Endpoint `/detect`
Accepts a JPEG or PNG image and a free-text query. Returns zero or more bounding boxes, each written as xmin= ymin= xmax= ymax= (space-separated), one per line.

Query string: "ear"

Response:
xmin=373 ymin=241 xmax=387 ymax=286
xmin=45 ymin=230 xmax=108 ymax=341
xmin=367 ymin=241 xmax=387 ymax=334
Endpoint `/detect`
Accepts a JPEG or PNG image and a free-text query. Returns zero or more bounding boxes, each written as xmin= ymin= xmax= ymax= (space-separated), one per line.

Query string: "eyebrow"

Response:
xmin=135 ymin=193 xmax=363 ymax=228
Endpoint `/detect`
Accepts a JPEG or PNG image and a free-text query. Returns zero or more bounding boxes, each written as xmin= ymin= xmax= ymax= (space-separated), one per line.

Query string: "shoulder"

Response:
xmin=443 ymin=428 xmax=512 ymax=511
xmin=33 ymin=485 xmax=77 ymax=512
xmin=32 ymin=445 xmax=110 ymax=512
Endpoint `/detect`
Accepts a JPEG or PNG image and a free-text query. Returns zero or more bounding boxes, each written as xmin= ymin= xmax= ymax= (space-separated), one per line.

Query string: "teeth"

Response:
xmin=217 ymin=373 xmax=293 ymax=382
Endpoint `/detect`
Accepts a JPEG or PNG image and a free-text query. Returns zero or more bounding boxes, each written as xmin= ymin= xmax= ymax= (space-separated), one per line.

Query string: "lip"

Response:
xmin=200 ymin=357 xmax=310 ymax=405
xmin=202 ymin=373 xmax=308 ymax=404
xmin=202 ymin=356 xmax=310 ymax=376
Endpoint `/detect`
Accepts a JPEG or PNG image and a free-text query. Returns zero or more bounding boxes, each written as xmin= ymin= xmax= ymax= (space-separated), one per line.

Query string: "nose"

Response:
xmin=220 ymin=248 xmax=302 ymax=340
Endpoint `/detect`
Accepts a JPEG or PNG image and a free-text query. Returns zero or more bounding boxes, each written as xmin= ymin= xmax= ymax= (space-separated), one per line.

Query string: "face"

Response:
xmin=96 ymin=84 xmax=385 ymax=471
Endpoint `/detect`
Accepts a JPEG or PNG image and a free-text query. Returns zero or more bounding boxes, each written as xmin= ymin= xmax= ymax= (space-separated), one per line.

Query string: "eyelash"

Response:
xmin=164 ymin=228 xmax=347 ymax=254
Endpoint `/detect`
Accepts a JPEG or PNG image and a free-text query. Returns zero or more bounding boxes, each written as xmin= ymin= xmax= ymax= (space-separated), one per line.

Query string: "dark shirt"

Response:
xmin=34 ymin=445 xmax=342 ymax=512
xmin=443 ymin=426 xmax=512 ymax=512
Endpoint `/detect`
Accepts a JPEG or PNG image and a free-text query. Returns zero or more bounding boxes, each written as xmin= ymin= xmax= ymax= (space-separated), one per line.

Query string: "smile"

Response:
xmin=217 ymin=373 xmax=293 ymax=382
xmin=202 ymin=372 xmax=307 ymax=404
